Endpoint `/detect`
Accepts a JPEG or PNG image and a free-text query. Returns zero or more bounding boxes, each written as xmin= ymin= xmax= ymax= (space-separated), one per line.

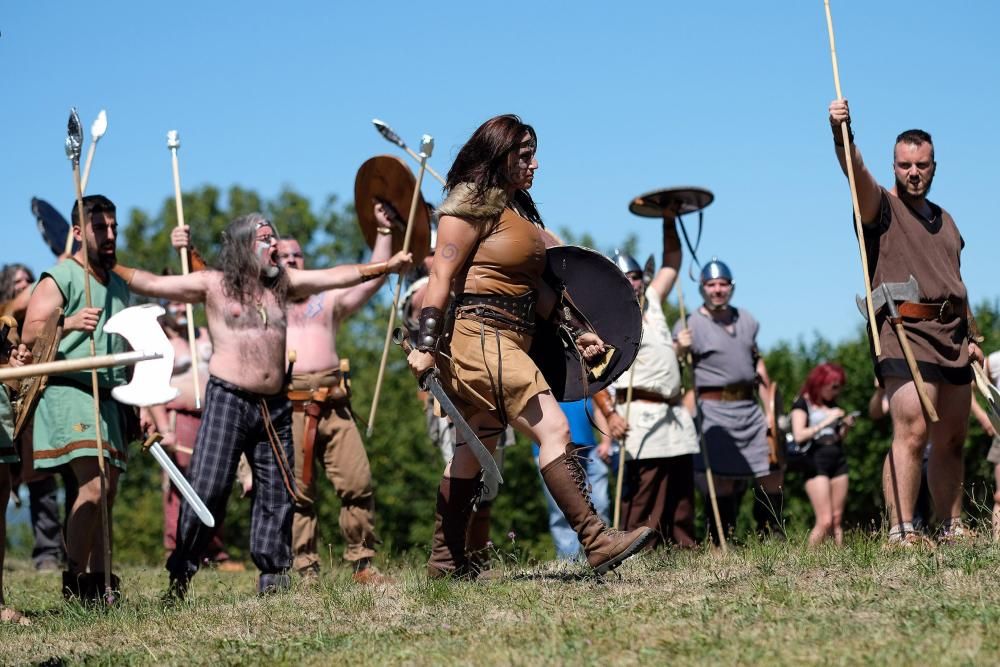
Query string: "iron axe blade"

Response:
xmin=856 ymin=276 xmax=919 ymax=321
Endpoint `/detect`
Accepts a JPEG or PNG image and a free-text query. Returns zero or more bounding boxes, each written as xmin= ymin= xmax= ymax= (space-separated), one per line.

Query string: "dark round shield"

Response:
xmin=529 ymin=246 xmax=642 ymax=401
xmin=354 ymin=155 xmax=431 ymax=264
xmin=628 ymin=187 xmax=714 ymax=218
xmin=31 ymin=197 xmax=74 ymax=257
xmin=14 ymin=307 xmax=63 ymax=439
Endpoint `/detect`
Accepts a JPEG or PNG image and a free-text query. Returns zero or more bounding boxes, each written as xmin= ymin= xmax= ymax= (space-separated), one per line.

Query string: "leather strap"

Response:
xmin=897 ymin=299 xmax=962 ymax=323
xmin=697 ymin=383 xmax=755 ymax=402
xmin=301 ymin=400 xmax=322 ymax=490
xmin=616 ymin=388 xmax=681 ymax=405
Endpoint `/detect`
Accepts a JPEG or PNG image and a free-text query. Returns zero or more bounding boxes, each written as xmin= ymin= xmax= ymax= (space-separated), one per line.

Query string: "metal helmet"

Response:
xmin=699 ymin=256 xmax=735 ymax=310
xmin=612 ymin=249 xmax=642 ymax=276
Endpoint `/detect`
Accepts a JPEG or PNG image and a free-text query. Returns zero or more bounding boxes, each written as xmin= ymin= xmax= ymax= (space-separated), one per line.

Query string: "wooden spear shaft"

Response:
xmin=71 ymin=158 xmax=115 ymax=599
xmin=612 ymin=287 xmax=644 ymax=530
xmin=824 ymin=0 xmax=880 ymax=356
xmin=677 ymin=277 xmax=727 ymax=553
xmin=367 ymin=144 xmax=431 ymax=437
xmin=168 ymin=132 xmax=202 ymax=409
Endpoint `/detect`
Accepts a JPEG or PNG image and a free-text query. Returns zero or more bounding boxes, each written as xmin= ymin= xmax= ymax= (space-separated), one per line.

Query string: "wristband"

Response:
xmin=417 ymin=307 xmax=444 ymax=352
xmin=358 ymin=261 xmax=388 ymax=282
xmin=376 ymin=227 xmax=392 ymax=236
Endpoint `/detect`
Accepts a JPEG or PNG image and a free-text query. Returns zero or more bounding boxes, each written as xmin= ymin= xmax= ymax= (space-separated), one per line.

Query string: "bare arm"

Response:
xmin=829 ymin=99 xmax=882 ymax=224
xmin=334 ymin=220 xmax=395 ymax=318
xmin=790 ymin=408 xmax=811 ymax=445
xmin=422 ymin=215 xmax=480 ymax=312
xmin=288 ymin=250 xmax=411 ymax=299
xmin=22 ymin=277 xmax=65 ymax=347
xmin=756 ymin=354 xmax=771 ymax=405
xmin=116 ymin=265 xmax=210 ymax=304
xmin=972 ymin=392 xmax=996 ymax=438
xmin=648 ymin=216 xmax=681 ymax=302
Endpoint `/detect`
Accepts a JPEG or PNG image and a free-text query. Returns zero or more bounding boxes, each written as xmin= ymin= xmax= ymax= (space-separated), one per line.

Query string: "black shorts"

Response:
xmin=804 ymin=443 xmax=848 ymax=479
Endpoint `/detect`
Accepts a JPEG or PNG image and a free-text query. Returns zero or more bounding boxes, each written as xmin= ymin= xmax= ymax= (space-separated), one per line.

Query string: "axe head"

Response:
xmin=103 ymin=304 xmax=180 ymax=407
xmin=855 ymin=275 xmax=920 ymax=321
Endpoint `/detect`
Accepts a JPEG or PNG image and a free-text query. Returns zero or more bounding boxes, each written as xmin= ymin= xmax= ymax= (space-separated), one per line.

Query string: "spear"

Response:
xmin=367 ymin=134 xmax=434 ymax=437
xmin=166 ymin=130 xmax=203 ymax=409
xmin=823 ymin=0 xmax=880 ymax=355
xmin=372 ymin=119 xmax=447 ymax=187
xmin=64 ymin=109 xmax=107 ymax=255
xmin=66 ymin=108 xmax=115 ymax=602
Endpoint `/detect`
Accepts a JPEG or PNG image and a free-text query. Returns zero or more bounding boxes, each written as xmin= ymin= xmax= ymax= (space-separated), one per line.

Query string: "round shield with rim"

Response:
xmin=354 ymin=155 xmax=431 ymax=264
xmin=628 ymin=186 xmax=714 ymax=218
xmin=529 ymin=246 xmax=642 ymax=401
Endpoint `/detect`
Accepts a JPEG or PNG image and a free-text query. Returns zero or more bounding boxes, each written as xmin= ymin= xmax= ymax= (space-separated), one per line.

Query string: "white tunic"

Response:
xmin=612 ymin=287 xmax=698 ymax=461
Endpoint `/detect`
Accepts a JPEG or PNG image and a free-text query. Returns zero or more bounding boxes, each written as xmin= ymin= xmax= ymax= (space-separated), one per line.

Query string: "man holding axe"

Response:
xmin=829 ymin=100 xmax=982 ymax=544
xmin=121 ymin=213 xmax=410 ymax=598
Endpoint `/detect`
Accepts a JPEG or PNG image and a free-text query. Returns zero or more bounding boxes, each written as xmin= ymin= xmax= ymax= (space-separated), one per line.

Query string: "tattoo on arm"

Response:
xmin=440 ymin=243 xmax=458 ymax=261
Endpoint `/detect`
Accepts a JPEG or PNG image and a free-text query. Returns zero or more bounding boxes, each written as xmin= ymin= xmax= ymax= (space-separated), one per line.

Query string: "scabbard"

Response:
xmin=301 ymin=402 xmax=322 ymax=490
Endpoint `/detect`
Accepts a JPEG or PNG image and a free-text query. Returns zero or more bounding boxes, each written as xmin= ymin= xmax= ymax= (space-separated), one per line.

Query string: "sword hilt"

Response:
xmin=142 ymin=431 xmax=163 ymax=452
xmin=392 ymin=326 xmax=438 ymax=390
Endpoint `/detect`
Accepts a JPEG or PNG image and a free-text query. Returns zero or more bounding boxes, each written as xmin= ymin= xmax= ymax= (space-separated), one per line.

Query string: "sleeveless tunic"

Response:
xmin=438 ymin=207 xmax=549 ymax=422
xmin=32 ymin=259 xmax=131 ymax=470
xmin=864 ymin=187 xmax=970 ymax=383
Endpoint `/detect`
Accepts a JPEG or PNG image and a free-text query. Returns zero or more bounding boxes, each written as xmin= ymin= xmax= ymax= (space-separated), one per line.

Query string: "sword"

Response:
xmin=143 ymin=433 xmax=215 ymax=528
xmin=392 ymin=328 xmax=503 ymax=486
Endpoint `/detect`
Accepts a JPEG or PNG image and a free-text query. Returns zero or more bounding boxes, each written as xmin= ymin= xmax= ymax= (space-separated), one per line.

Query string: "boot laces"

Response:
xmin=565 ymin=449 xmax=598 ymax=515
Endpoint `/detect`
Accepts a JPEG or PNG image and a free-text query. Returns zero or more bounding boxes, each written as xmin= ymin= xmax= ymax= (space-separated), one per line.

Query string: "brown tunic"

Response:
xmin=864 ymin=187 xmax=970 ymax=383
xmin=438 ymin=207 xmax=549 ymax=421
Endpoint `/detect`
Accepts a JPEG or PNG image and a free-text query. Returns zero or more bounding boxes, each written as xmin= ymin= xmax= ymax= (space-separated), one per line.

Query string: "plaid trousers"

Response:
xmin=167 ymin=376 xmax=294 ymax=579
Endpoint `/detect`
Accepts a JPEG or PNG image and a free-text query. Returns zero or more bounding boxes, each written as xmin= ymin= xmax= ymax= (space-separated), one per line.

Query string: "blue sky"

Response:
xmin=3 ymin=1 xmax=998 ymax=348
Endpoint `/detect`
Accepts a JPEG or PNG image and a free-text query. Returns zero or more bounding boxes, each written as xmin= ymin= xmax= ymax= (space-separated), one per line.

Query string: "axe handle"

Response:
xmin=891 ymin=320 xmax=939 ymax=423
xmin=0 ymin=350 xmax=161 ymax=381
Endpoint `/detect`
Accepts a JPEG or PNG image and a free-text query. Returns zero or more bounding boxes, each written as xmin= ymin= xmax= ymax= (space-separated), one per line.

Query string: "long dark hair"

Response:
xmin=217 ymin=213 xmax=288 ymax=307
xmin=0 ymin=263 xmax=35 ymax=301
xmin=447 ymin=114 xmax=543 ymax=226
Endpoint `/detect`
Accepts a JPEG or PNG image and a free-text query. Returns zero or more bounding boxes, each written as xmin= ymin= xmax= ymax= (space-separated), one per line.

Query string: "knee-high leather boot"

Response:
xmin=427 ymin=476 xmax=481 ymax=579
xmin=466 ymin=502 xmax=492 ymax=570
xmin=541 ymin=444 xmax=653 ymax=574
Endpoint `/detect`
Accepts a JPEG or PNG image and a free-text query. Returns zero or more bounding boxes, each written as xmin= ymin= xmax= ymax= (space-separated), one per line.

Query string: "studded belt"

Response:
xmin=454 ymin=291 xmax=537 ymax=333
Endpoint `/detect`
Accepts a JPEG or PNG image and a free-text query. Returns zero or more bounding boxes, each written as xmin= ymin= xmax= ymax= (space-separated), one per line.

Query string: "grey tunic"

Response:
xmin=676 ymin=308 xmax=769 ymax=477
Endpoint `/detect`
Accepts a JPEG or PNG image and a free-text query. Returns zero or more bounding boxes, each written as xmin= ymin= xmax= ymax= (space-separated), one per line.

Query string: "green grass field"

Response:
xmin=4 ymin=533 xmax=1000 ymax=666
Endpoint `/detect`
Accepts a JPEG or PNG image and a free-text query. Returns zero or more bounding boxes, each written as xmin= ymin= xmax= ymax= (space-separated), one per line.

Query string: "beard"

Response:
xmin=895 ymin=172 xmax=933 ymax=199
xmin=92 ymin=248 xmax=117 ymax=270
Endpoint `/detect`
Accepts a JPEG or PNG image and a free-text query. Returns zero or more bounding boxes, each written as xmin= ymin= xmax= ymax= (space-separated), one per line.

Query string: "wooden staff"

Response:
xmin=372 ymin=120 xmax=447 ymax=186
xmin=167 ymin=131 xmax=202 ymax=410
xmin=677 ymin=275 xmax=727 ymax=552
xmin=824 ymin=0 xmax=880 ymax=356
xmin=367 ymin=134 xmax=434 ymax=437
xmin=612 ymin=287 xmax=645 ymax=530
xmin=65 ymin=109 xmax=108 ymax=256
xmin=66 ymin=108 xmax=114 ymax=601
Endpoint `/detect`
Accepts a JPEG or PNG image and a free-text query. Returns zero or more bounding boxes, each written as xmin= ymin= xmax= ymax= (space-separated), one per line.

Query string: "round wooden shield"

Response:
xmin=354 ymin=155 xmax=431 ymax=264
xmin=14 ymin=307 xmax=63 ymax=439
xmin=529 ymin=246 xmax=642 ymax=401
xmin=628 ymin=187 xmax=714 ymax=218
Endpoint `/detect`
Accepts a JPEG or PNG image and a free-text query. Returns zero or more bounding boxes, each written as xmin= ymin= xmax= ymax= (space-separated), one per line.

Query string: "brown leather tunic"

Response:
xmin=864 ymin=187 xmax=970 ymax=382
xmin=456 ymin=207 xmax=547 ymax=297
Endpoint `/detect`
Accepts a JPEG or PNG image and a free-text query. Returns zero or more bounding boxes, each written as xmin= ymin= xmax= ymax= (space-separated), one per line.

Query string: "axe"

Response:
xmin=857 ymin=279 xmax=939 ymax=422
xmin=972 ymin=362 xmax=1000 ymax=435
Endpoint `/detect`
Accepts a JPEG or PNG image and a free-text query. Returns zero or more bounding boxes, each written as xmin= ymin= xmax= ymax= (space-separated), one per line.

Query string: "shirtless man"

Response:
xmin=115 ymin=212 xmax=411 ymax=597
xmin=278 ymin=202 xmax=398 ymax=584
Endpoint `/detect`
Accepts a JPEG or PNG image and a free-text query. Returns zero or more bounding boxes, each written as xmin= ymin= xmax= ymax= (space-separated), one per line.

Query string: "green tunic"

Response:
xmin=32 ymin=259 xmax=131 ymax=471
xmin=0 ymin=388 xmax=17 ymax=464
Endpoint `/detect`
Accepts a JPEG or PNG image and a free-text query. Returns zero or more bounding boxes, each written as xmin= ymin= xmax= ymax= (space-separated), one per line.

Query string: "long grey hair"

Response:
xmin=217 ymin=213 xmax=289 ymax=307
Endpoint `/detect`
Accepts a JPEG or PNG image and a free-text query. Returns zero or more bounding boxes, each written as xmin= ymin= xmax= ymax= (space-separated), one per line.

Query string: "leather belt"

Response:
xmin=697 ymin=383 xmax=755 ymax=402
xmin=288 ymin=386 xmax=346 ymax=411
xmin=616 ymin=388 xmax=681 ymax=405
xmin=455 ymin=291 xmax=537 ymax=333
xmin=897 ymin=299 xmax=963 ymax=324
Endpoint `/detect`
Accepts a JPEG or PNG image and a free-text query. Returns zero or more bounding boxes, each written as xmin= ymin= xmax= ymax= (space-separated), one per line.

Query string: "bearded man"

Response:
xmin=829 ymin=99 xmax=980 ymax=544
xmin=23 ymin=195 xmax=133 ymax=601
xmin=115 ymin=213 xmax=411 ymax=596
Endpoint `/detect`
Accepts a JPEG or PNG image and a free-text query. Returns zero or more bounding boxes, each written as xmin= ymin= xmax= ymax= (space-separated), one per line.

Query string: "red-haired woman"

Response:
xmin=407 ymin=114 xmax=652 ymax=577
xmin=791 ymin=363 xmax=855 ymax=546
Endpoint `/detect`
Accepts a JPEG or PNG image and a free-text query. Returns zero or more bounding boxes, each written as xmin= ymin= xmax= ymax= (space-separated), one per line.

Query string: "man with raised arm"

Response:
xmin=116 ymin=212 xmax=411 ymax=597
xmin=828 ymin=99 xmax=980 ymax=545
xmin=278 ymin=202 xmax=398 ymax=585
